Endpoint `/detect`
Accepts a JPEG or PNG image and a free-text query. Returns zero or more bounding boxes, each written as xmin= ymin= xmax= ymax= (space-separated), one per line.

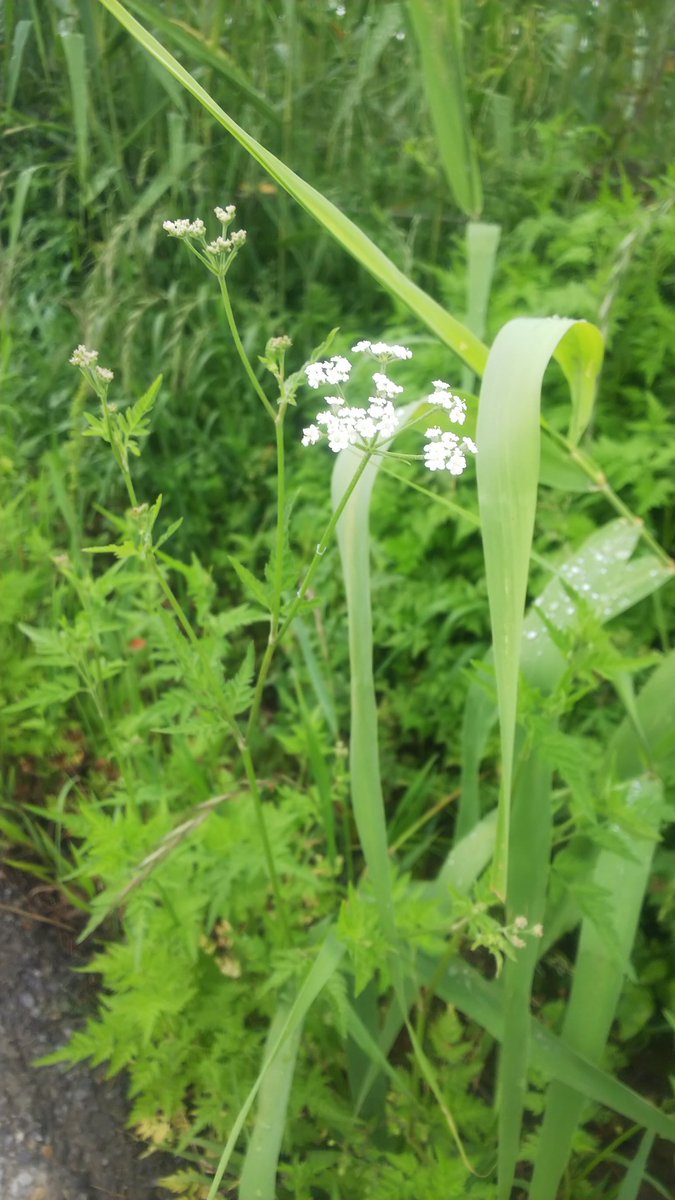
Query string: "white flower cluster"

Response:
xmin=69 ymin=345 xmax=114 ymax=383
xmin=301 ymin=342 xmax=478 ymax=476
xmin=509 ymin=914 xmax=544 ymax=950
xmin=421 ymin=378 xmax=475 ymax=474
xmin=302 ymin=379 xmax=400 ymax=452
xmin=70 ymin=344 xmax=98 ymax=368
xmin=162 ymin=207 xmax=246 ymax=262
xmin=423 ymin=428 xmax=477 ymax=475
xmin=206 ymin=228 xmax=247 ymax=255
xmin=214 ymin=205 xmax=236 ymax=223
xmin=162 ymin=218 xmax=206 ymax=238
xmin=305 ymin=355 xmax=352 ymax=389
xmin=352 ymin=340 xmax=412 ymax=361
xmin=427 ymin=380 xmax=467 ymax=424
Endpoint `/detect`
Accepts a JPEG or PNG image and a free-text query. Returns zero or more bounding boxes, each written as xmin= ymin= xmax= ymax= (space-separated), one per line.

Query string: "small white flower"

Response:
xmin=96 ymin=366 xmax=114 ymax=383
xmin=162 ymin=217 xmax=205 ymax=238
xmin=371 ymin=341 xmax=412 ymax=360
xmin=206 ymin=236 xmax=232 ymax=254
xmin=514 ymin=915 xmax=528 ymax=930
xmin=352 ymin=340 xmax=412 ymax=361
xmin=229 ymin=228 xmax=247 ymax=246
xmin=532 ymin=923 xmax=544 ymax=939
xmin=163 ymin=218 xmax=190 ymax=237
xmin=305 ymin=356 xmax=352 ymax=389
xmin=301 ymin=424 xmax=321 ymax=446
xmin=510 ymin=934 xmax=526 ymax=950
xmin=423 ymin=429 xmax=476 ymax=475
xmin=214 ymin=204 xmax=236 ymax=223
xmin=428 ymin=380 xmax=467 ymax=424
xmin=372 ymin=372 xmax=403 ymax=397
xmin=69 ymin=345 xmax=99 ymax=368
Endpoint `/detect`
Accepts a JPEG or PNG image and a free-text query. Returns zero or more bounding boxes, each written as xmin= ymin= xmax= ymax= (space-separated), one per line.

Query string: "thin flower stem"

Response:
xmin=281 ymin=450 xmax=374 ymax=637
xmin=272 ymin=405 xmax=287 ymax=629
xmin=100 ymin=392 xmax=139 ymax=508
xmin=217 ymin=276 xmax=276 ymax=421
xmin=239 ymin=744 xmax=291 ymax=945
xmin=245 ymin=449 xmax=374 ymax=739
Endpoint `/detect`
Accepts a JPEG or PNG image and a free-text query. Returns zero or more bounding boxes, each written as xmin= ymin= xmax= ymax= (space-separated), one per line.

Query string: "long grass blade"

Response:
xmin=497 ymin=748 xmax=552 ymax=1200
xmin=406 ymin=0 xmax=483 ymax=217
xmin=462 ymin=220 xmax=501 ymax=392
xmin=616 ymin=1130 xmax=656 ymax=1200
xmin=205 ymin=933 xmax=344 ymax=1200
xmin=6 ymin=18 xmax=32 ymax=108
xmin=529 ymin=652 xmax=675 ymax=1200
xmin=475 ymin=317 xmax=604 ymax=897
xmin=331 ymin=446 xmax=395 ymax=933
xmin=529 ymin=779 xmax=662 ymax=1200
xmin=238 ymin=1000 xmax=302 ymax=1200
xmin=60 ymin=31 xmax=89 ymax=191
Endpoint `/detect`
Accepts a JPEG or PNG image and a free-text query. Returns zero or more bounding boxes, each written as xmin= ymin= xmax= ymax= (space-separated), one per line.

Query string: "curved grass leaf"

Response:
xmin=475 ymin=317 xmax=604 ymax=897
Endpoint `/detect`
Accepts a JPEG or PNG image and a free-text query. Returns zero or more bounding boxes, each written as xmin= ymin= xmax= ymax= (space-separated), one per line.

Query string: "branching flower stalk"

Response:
xmin=71 ymin=206 xmax=484 ymax=957
xmin=70 ymin=341 xmax=292 ymax=942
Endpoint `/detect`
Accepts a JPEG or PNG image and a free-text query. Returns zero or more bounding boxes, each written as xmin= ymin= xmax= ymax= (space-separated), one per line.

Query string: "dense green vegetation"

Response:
xmin=1 ymin=2 xmax=674 ymax=1197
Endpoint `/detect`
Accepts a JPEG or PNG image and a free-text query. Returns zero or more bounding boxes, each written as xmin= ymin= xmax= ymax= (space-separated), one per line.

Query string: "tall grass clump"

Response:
xmin=2 ymin=2 xmax=675 ymax=1198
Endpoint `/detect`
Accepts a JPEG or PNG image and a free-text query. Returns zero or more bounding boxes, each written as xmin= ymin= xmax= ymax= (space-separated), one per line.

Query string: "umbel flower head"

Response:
xmin=300 ymin=340 xmax=477 ymax=476
xmin=69 ymin=345 xmax=114 ymax=388
xmin=162 ymin=205 xmax=247 ymax=276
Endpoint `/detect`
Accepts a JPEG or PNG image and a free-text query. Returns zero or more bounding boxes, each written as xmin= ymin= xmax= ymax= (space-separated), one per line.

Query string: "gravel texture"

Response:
xmin=0 ymin=869 xmax=172 ymax=1200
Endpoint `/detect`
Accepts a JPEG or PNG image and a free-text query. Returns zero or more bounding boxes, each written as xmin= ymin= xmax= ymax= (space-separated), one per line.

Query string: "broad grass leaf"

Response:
xmin=475 ymin=317 xmax=604 ymax=897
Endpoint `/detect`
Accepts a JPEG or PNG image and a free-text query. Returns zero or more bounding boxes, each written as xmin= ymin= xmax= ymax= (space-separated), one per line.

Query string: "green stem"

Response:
xmin=246 ymin=449 xmax=374 ymax=739
xmin=272 ymin=405 xmax=287 ymax=628
xmin=239 ymin=743 xmax=291 ymax=944
xmin=217 ymin=275 xmax=276 ymax=421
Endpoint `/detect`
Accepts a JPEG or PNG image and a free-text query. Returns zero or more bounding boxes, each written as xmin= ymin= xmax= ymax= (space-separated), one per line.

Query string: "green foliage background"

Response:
xmin=1 ymin=1 xmax=674 ymax=1197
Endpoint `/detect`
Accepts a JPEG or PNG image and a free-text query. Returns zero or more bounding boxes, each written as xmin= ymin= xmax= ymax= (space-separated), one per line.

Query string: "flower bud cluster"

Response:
xmin=69 ymin=344 xmax=115 ymax=386
xmin=508 ymin=915 xmax=544 ymax=950
xmin=162 ymin=205 xmax=246 ymax=275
